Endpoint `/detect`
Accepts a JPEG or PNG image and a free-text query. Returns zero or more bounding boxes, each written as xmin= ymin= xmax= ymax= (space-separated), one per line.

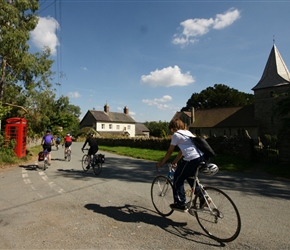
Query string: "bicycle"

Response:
xmin=64 ymin=146 xmax=72 ymax=161
xmin=151 ymin=162 xmax=241 ymax=242
xmin=43 ymin=149 xmax=49 ymax=170
xmin=81 ymin=149 xmax=102 ymax=175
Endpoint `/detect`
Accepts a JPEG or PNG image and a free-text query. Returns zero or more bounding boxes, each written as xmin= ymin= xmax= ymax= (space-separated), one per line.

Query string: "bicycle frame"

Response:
xmin=169 ymin=163 xmax=217 ymax=215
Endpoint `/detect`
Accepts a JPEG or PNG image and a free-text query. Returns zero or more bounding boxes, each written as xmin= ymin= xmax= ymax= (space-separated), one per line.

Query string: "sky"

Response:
xmin=28 ymin=0 xmax=290 ymax=123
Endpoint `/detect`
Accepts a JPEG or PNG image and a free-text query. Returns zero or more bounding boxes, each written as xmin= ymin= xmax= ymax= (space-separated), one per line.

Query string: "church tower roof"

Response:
xmin=252 ymin=44 xmax=290 ymax=90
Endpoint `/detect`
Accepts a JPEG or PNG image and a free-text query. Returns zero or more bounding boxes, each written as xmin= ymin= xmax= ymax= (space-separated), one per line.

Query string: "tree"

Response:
xmin=181 ymin=84 xmax=254 ymax=111
xmin=144 ymin=121 xmax=169 ymax=138
xmin=0 ymin=0 xmax=40 ymax=99
xmin=0 ymin=1 xmax=81 ymax=137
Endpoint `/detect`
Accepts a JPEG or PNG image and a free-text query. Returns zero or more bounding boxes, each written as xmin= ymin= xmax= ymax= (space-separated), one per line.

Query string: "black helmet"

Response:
xmin=46 ymin=129 xmax=51 ymax=133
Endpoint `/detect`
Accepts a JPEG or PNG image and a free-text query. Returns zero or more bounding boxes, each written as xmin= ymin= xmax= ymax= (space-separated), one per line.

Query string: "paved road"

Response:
xmin=0 ymin=142 xmax=290 ymax=249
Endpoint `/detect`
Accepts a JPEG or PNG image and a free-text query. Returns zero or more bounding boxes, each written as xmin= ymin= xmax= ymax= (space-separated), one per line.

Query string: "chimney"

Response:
xmin=104 ymin=104 xmax=109 ymax=113
xmin=191 ymin=108 xmax=195 ymax=124
xmin=124 ymin=106 xmax=129 ymax=114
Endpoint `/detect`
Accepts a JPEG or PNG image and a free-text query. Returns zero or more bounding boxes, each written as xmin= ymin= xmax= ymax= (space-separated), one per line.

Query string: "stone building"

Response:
xmin=252 ymin=44 xmax=290 ymax=136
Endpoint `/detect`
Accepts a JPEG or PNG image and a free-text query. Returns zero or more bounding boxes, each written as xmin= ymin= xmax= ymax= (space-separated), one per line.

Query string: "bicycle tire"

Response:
xmin=43 ymin=158 xmax=48 ymax=171
xmin=82 ymin=154 xmax=89 ymax=172
xmin=151 ymin=175 xmax=174 ymax=217
xmin=93 ymin=162 xmax=102 ymax=175
xmin=193 ymin=186 xmax=241 ymax=242
xmin=67 ymin=150 xmax=71 ymax=161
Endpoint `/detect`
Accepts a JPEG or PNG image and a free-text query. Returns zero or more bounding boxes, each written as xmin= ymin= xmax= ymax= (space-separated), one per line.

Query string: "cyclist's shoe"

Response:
xmin=86 ymin=165 xmax=90 ymax=170
xmin=170 ymin=203 xmax=187 ymax=212
xmin=64 ymin=156 xmax=67 ymax=159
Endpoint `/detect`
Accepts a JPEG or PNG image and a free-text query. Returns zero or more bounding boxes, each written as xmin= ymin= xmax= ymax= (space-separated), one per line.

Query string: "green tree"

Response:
xmin=0 ymin=1 xmax=81 ymax=137
xmin=144 ymin=121 xmax=169 ymax=138
xmin=0 ymin=0 xmax=40 ymax=99
xmin=181 ymin=84 xmax=254 ymax=111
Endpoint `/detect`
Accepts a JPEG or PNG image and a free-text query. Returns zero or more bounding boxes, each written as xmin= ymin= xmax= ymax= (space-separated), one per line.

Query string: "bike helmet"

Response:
xmin=199 ymin=163 xmax=219 ymax=176
xmin=46 ymin=129 xmax=51 ymax=133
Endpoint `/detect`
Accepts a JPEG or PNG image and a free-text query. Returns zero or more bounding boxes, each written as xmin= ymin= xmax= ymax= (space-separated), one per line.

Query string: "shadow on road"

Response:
xmin=84 ymin=203 xmax=224 ymax=247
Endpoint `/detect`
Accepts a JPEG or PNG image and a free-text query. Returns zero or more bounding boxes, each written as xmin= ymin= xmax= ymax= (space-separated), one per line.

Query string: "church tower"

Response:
xmin=252 ymin=44 xmax=290 ymax=135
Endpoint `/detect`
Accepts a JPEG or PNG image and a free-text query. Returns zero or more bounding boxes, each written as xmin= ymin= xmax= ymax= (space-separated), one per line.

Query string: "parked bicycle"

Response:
xmin=81 ymin=149 xmax=102 ymax=175
xmin=151 ymin=162 xmax=241 ymax=242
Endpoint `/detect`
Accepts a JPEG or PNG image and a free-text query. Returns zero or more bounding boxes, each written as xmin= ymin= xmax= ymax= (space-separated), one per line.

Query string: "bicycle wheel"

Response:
xmin=82 ymin=155 xmax=89 ymax=172
xmin=67 ymin=150 xmax=71 ymax=161
xmin=193 ymin=187 xmax=241 ymax=242
xmin=93 ymin=162 xmax=102 ymax=175
xmin=43 ymin=158 xmax=48 ymax=171
xmin=151 ymin=175 xmax=174 ymax=217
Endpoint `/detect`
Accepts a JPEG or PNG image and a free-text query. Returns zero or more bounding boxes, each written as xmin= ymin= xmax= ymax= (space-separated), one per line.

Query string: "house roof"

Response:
xmin=172 ymin=111 xmax=191 ymax=120
xmin=85 ymin=110 xmax=136 ymax=123
xmin=190 ymin=105 xmax=256 ymax=128
xmin=252 ymin=44 xmax=290 ymax=90
xmin=135 ymin=123 xmax=150 ymax=135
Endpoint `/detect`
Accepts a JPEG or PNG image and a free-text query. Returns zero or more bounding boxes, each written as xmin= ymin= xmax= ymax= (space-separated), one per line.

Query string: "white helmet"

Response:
xmin=200 ymin=163 xmax=219 ymax=176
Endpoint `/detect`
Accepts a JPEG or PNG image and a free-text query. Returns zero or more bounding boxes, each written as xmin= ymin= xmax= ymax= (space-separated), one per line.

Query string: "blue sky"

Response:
xmin=29 ymin=0 xmax=290 ymax=122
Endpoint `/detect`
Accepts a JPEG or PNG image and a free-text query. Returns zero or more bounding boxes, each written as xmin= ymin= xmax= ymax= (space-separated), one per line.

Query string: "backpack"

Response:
xmin=177 ymin=132 xmax=216 ymax=159
xmin=191 ymin=136 xmax=216 ymax=158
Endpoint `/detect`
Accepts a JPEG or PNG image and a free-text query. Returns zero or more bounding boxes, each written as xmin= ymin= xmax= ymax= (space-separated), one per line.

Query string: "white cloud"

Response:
xmin=67 ymin=91 xmax=81 ymax=98
xmin=142 ymin=95 xmax=173 ymax=110
xmin=81 ymin=67 xmax=88 ymax=71
xmin=172 ymin=8 xmax=240 ymax=47
xmin=30 ymin=16 xmax=60 ymax=56
xmin=141 ymin=65 xmax=194 ymax=87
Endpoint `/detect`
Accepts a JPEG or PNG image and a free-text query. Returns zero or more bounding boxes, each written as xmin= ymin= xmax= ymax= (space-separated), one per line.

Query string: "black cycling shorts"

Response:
xmin=88 ymin=146 xmax=98 ymax=156
xmin=65 ymin=142 xmax=72 ymax=148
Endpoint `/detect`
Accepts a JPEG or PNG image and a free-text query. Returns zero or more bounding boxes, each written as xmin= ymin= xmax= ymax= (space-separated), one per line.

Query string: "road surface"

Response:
xmin=0 ymin=142 xmax=289 ymax=249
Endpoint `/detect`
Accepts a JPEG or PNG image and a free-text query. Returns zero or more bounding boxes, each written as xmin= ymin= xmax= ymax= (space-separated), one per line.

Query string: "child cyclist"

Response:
xmin=63 ymin=133 xmax=72 ymax=159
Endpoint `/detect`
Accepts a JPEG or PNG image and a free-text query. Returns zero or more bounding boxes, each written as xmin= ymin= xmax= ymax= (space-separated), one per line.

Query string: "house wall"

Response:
xmin=254 ymin=85 xmax=289 ymax=136
xmin=96 ymin=122 xmax=136 ymax=137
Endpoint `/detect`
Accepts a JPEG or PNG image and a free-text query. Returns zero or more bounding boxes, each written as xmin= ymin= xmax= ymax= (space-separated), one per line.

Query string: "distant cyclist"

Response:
xmin=81 ymin=133 xmax=99 ymax=169
xmin=55 ymin=136 xmax=61 ymax=150
xmin=63 ymin=133 xmax=72 ymax=159
xmin=41 ymin=129 xmax=54 ymax=165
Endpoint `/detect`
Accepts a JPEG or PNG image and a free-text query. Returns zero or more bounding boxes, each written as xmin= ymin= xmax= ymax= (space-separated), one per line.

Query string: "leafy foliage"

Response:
xmin=144 ymin=121 xmax=169 ymax=138
xmin=0 ymin=1 xmax=81 ymax=139
xmin=181 ymin=84 xmax=254 ymax=111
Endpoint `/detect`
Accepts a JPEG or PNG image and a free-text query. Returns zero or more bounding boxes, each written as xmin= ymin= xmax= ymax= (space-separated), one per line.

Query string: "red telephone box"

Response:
xmin=5 ymin=117 xmax=27 ymax=158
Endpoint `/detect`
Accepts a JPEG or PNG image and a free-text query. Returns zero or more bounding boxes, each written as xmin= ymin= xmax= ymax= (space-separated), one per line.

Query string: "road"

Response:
xmin=0 ymin=142 xmax=290 ymax=249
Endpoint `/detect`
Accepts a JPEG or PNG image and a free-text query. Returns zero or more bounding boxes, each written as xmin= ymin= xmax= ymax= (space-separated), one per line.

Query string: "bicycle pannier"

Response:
xmin=38 ymin=151 xmax=44 ymax=161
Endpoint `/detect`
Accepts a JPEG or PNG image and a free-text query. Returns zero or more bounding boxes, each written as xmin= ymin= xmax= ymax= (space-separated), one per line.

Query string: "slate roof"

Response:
xmin=135 ymin=123 xmax=150 ymax=135
xmin=86 ymin=110 xmax=136 ymax=123
xmin=190 ymin=105 xmax=256 ymax=128
xmin=252 ymin=44 xmax=290 ymax=90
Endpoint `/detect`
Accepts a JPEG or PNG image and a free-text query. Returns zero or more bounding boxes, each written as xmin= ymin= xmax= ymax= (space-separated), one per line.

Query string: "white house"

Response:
xmin=80 ymin=104 xmax=137 ymax=137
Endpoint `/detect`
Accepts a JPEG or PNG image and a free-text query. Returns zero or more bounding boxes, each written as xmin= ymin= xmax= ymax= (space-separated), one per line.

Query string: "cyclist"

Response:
xmin=63 ymin=133 xmax=72 ymax=159
xmin=41 ymin=129 xmax=55 ymax=166
xmin=156 ymin=118 xmax=204 ymax=211
xmin=81 ymin=133 xmax=99 ymax=169
xmin=55 ymin=136 xmax=61 ymax=150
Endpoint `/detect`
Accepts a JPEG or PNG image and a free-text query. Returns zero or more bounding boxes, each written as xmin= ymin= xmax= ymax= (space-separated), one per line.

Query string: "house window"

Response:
xmin=128 ymin=125 xmax=131 ymax=129
xmin=116 ymin=125 xmax=120 ymax=130
xmin=109 ymin=124 xmax=112 ymax=129
xmin=101 ymin=124 xmax=105 ymax=129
